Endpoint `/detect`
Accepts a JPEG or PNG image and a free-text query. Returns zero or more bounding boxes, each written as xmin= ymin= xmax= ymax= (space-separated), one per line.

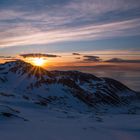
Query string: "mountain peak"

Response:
xmin=0 ymin=60 xmax=137 ymax=109
xmin=1 ymin=60 xmax=53 ymax=79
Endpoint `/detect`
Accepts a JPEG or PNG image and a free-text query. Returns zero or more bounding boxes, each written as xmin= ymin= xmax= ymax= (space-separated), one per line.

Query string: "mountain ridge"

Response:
xmin=0 ymin=60 xmax=137 ymax=109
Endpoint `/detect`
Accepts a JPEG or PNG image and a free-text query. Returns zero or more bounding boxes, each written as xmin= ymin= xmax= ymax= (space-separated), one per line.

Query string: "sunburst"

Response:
xmin=32 ymin=58 xmax=45 ymax=66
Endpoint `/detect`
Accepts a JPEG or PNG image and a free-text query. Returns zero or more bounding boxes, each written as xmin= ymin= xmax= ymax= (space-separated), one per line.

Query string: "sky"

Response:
xmin=0 ymin=0 xmax=140 ymax=90
xmin=0 ymin=0 xmax=140 ymax=54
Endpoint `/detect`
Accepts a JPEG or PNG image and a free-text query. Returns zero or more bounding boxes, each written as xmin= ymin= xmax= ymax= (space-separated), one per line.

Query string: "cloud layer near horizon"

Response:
xmin=0 ymin=0 xmax=140 ymax=48
xmin=20 ymin=53 xmax=60 ymax=58
xmin=105 ymin=58 xmax=140 ymax=63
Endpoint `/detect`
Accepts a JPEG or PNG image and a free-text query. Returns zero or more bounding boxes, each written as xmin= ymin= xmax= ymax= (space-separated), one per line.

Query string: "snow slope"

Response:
xmin=0 ymin=60 xmax=140 ymax=140
xmin=0 ymin=102 xmax=140 ymax=140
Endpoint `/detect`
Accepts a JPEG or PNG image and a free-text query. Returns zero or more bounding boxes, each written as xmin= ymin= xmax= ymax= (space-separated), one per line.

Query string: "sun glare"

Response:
xmin=32 ymin=58 xmax=45 ymax=66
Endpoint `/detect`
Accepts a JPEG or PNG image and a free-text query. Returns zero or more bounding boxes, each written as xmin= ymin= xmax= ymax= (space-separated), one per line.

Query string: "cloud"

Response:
xmin=0 ymin=0 xmax=140 ymax=48
xmin=0 ymin=18 xmax=140 ymax=48
xmin=83 ymin=55 xmax=102 ymax=62
xmin=1 ymin=0 xmax=139 ymax=22
xmin=0 ymin=56 xmax=16 ymax=59
xmin=75 ymin=57 xmax=81 ymax=59
xmin=105 ymin=58 xmax=140 ymax=63
xmin=72 ymin=53 xmax=81 ymax=55
xmin=20 ymin=53 xmax=60 ymax=58
xmin=0 ymin=56 xmax=18 ymax=61
xmin=0 ymin=56 xmax=13 ymax=58
xmin=1 ymin=58 xmax=19 ymax=61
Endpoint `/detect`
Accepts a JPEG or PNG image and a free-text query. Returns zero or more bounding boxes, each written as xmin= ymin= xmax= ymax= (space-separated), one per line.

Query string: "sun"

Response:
xmin=32 ymin=58 xmax=45 ymax=66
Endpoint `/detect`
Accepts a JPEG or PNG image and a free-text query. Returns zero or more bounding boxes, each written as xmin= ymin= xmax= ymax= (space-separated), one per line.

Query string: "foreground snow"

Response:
xmin=0 ymin=104 xmax=140 ymax=140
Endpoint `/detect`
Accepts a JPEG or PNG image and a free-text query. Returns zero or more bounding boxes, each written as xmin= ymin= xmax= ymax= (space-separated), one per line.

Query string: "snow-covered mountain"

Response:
xmin=0 ymin=60 xmax=138 ymax=111
xmin=0 ymin=60 xmax=140 ymax=140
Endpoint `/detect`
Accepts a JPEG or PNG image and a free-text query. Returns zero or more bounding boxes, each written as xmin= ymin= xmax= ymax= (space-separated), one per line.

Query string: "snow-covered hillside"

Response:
xmin=0 ymin=60 xmax=140 ymax=140
xmin=0 ymin=60 xmax=137 ymax=107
